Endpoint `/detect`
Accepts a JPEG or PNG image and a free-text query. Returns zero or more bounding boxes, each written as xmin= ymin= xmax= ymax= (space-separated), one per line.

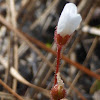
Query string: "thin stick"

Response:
xmin=9 ymin=0 xmax=18 ymax=92
xmin=0 ymin=79 xmax=24 ymax=100
xmin=4 ymin=0 xmax=10 ymax=84
xmin=82 ymin=25 xmax=100 ymax=36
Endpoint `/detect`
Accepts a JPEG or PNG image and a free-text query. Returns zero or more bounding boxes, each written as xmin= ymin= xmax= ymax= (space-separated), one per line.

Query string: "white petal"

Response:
xmin=57 ymin=3 xmax=82 ymax=37
xmin=69 ymin=14 xmax=82 ymax=34
xmin=63 ymin=3 xmax=77 ymax=14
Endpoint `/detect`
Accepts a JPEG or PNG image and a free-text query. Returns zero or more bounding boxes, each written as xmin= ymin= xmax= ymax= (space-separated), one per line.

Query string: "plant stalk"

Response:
xmin=54 ymin=45 xmax=62 ymax=85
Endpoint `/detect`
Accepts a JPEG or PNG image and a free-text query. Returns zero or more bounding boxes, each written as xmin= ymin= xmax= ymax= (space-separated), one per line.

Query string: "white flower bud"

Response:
xmin=57 ymin=3 xmax=82 ymax=37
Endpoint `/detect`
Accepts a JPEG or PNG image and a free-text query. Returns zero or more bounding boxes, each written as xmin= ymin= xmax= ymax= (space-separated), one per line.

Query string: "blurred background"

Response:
xmin=0 ymin=0 xmax=100 ymax=100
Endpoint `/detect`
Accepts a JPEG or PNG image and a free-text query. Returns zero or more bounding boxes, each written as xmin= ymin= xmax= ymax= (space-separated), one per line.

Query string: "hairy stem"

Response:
xmin=54 ymin=45 xmax=62 ymax=85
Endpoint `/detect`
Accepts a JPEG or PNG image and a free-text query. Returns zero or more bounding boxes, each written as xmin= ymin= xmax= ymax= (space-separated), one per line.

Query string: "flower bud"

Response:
xmin=57 ymin=3 xmax=82 ymax=37
xmin=55 ymin=3 xmax=82 ymax=46
xmin=51 ymin=84 xmax=66 ymax=100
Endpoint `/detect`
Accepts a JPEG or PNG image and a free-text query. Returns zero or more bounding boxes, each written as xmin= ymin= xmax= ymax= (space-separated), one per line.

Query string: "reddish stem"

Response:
xmin=54 ymin=45 xmax=62 ymax=85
